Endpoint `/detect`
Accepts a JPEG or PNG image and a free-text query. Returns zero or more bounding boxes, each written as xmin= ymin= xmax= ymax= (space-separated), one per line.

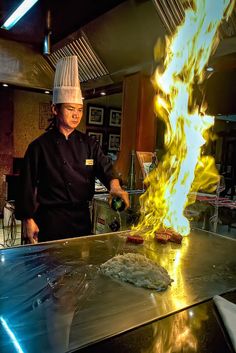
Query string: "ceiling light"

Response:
xmin=2 ymin=83 xmax=8 ymax=87
xmin=206 ymin=66 xmax=214 ymax=72
xmin=100 ymin=91 xmax=106 ymax=96
xmin=1 ymin=0 xmax=39 ymax=30
xmin=44 ymin=90 xmax=50 ymax=94
xmin=43 ymin=33 xmax=51 ymax=55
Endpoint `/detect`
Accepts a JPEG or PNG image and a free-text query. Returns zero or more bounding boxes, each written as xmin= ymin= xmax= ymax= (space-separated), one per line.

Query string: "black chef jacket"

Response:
xmin=15 ymin=128 xmax=118 ymax=241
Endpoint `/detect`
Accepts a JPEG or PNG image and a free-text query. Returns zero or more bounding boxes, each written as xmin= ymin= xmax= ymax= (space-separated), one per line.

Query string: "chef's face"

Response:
xmin=52 ymin=103 xmax=83 ymax=131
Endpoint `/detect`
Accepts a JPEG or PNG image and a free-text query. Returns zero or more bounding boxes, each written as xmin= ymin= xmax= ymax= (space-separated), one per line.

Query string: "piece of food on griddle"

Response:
xmin=155 ymin=232 xmax=170 ymax=244
xmin=126 ymin=234 xmax=144 ymax=244
xmin=155 ymin=228 xmax=183 ymax=244
xmin=100 ymin=253 xmax=173 ymax=291
xmin=169 ymin=231 xmax=183 ymax=244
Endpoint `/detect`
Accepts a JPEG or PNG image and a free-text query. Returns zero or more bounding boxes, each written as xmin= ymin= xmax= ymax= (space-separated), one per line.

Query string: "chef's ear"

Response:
xmin=51 ymin=104 xmax=58 ymax=116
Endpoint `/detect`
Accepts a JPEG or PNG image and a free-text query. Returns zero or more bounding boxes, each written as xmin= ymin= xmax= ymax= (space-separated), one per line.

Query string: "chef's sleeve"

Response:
xmin=15 ymin=142 xmax=39 ymax=220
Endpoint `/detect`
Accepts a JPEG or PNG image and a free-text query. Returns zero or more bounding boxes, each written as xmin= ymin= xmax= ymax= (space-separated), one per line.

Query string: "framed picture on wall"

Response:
xmin=87 ymin=131 xmax=103 ymax=146
xmin=87 ymin=105 xmax=105 ymax=126
xmin=109 ymin=109 xmax=121 ymax=127
xmin=108 ymin=133 xmax=120 ymax=151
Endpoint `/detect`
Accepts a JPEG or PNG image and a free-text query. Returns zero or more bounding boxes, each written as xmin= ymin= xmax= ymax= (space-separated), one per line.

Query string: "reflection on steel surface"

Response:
xmin=147 ymin=305 xmax=209 ymax=353
xmin=1 ymin=317 xmax=25 ymax=353
xmin=0 ymin=229 xmax=236 ymax=353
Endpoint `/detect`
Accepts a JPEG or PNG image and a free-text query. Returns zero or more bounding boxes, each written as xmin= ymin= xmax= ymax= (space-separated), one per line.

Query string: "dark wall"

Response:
xmin=0 ymin=88 xmax=14 ymax=209
xmin=205 ymin=70 xmax=236 ymax=115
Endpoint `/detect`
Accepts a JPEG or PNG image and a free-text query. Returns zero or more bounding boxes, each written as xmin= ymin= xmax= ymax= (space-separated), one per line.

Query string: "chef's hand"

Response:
xmin=109 ymin=179 xmax=130 ymax=209
xmin=23 ymin=218 xmax=39 ymax=244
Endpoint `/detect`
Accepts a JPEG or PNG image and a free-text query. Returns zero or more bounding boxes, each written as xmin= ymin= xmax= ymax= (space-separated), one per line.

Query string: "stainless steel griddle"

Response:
xmin=0 ymin=228 xmax=236 ymax=353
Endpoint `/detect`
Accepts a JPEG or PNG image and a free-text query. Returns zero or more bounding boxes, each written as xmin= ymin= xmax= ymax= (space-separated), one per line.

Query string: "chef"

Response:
xmin=16 ymin=55 xmax=129 ymax=243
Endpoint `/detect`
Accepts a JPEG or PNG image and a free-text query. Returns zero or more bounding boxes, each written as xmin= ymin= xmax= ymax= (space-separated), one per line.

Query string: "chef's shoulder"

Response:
xmin=25 ymin=129 xmax=56 ymax=152
xmin=27 ymin=129 xmax=101 ymax=150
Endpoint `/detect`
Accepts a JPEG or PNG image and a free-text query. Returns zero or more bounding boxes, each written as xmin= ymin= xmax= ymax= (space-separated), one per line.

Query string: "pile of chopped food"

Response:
xmin=100 ymin=253 xmax=173 ymax=291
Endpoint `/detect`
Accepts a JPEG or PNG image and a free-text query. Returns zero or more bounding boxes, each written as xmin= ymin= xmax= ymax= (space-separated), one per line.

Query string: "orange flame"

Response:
xmin=134 ymin=0 xmax=235 ymax=237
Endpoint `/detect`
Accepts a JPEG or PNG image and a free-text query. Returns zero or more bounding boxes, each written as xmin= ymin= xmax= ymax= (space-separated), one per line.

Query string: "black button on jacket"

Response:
xmin=16 ymin=128 xmax=118 ymax=220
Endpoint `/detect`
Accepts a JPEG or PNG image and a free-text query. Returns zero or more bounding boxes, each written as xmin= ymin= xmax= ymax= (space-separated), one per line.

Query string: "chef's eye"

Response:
xmin=65 ymin=106 xmax=82 ymax=113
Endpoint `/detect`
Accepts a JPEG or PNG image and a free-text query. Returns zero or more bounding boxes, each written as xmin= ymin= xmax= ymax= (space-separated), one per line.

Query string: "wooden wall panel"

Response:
xmin=115 ymin=72 xmax=156 ymax=187
xmin=115 ymin=72 xmax=141 ymax=184
xmin=136 ymin=75 xmax=156 ymax=151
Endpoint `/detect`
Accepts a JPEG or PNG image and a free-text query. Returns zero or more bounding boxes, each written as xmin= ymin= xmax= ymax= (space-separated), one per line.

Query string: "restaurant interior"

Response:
xmin=0 ymin=1 xmax=236 ymax=353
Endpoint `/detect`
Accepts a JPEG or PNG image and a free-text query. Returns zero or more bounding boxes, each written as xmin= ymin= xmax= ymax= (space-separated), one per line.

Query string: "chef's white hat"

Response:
xmin=52 ymin=55 xmax=83 ymax=105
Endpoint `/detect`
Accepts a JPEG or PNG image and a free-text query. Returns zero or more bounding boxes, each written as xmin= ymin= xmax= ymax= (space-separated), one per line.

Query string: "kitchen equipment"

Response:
xmin=0 ymin=229 xmax=236 ymax=353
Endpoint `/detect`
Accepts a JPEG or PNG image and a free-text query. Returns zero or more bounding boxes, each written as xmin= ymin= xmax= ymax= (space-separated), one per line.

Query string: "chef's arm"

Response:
xmin=109 ymin=179 xmax=130 ymax=209
xmin=23 ymin=218 xmax=39 ymax=244
xmin=15 ymin=142 xmax=40 ymax=220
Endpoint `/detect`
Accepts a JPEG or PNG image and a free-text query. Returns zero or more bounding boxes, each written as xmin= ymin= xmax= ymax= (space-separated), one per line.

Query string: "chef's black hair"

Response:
xmin=45 ymin=104 xmax=62 ymax=131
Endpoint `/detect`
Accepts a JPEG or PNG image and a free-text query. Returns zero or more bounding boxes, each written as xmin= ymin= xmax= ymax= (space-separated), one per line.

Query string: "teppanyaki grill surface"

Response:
xmin=0 ymin=229 xmax=236 ymax=353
